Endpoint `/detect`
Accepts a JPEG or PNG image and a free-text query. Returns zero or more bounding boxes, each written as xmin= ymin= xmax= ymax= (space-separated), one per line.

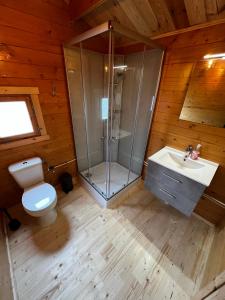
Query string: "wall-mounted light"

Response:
xmin=204 ymin=53 xmax=225 ymax=59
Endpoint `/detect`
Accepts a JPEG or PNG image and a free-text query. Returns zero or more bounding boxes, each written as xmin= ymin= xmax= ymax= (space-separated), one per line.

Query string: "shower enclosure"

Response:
xmin=64 ymin=21 xmax=164 ymax=204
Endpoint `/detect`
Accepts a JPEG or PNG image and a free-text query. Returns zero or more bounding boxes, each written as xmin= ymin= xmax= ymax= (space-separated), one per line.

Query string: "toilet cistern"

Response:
xmin=8 ymin=157 xmax=57 ymax=226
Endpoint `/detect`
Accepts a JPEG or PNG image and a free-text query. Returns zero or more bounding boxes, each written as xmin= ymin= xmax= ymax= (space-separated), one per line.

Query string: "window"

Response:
xmin=0 ymin=95 xmax=39 ymax=142
xmin=0 ymin=87 xmax=49 ymax=150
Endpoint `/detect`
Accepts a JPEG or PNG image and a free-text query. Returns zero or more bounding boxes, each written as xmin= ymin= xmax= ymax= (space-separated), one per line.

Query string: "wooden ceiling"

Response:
xmin=67 ymin=0 xmax=225 ymax=38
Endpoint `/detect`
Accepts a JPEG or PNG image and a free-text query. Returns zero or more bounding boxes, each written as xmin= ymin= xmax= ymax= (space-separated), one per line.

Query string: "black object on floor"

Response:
xmin=59 ymin=172 xmax=73 ymax=194
xmin=0 ymin=208 xmax=21 ymax=231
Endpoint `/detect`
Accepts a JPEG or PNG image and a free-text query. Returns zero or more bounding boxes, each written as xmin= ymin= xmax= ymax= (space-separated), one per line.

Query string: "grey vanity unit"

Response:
xmin=144 ymin=146 xmax=219 ymax=217
xmin=145 ymin=160 xmax=206 ymax=216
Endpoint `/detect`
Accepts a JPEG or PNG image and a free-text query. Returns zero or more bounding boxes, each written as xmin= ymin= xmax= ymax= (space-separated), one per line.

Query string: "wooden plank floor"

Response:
xmin=7 ymin=182 xmax=215 ymax=300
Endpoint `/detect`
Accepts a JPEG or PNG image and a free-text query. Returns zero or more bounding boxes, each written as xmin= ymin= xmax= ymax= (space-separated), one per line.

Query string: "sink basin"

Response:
xmin=162 ymin=152 xmax=205 ymax=170
xmin=148 ymin=146 xmax=219 ymax=186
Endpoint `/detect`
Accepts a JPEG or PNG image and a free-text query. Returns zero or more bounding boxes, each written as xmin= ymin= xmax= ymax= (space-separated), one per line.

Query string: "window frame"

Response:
xmin=0 ymin=87 xmax=49 ymax=150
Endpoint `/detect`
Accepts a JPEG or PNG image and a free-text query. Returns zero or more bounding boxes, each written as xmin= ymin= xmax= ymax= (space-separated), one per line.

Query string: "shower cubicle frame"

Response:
xmin=65 ymin=20 xmax=160 ymax=49
xmin=65 ymin=20 xmax=164 ymax=206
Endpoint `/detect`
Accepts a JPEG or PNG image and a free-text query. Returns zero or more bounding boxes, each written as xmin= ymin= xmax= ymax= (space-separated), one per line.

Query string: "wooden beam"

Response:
xmin=205 ymin=0 xmax=225 ymax=20
xmin=117 ymin=0 xmax=159 ymax=36
xmin=0 ymin=86 xmax=39 ymax=95
xmin=166 ymin=0 xmax=190 ymax=29
xmin=205 ymin=0 xmax=219 ymax=20
xmin=66 ymin=20 xmax=163 ymax=49
xmin=111 ymin=20 xmax=163 ymax=49
xmin=132 ymin=0 xmax=159 ymax=34
xmin=184 ymin=0 xmax=207 ymax=25
xmin=69 ymin=0 xmax=108 ymax=20
xmin=148 ymin=0 xmax=176 ymax=32
xmin=151 ymin=17 xmax=225 ymax=40
xmin=65 ymin=21 xmax=109 ymax=46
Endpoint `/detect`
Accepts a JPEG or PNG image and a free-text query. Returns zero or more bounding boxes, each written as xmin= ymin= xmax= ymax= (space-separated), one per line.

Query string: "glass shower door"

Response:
xmin=107 ymin=40 xmax=146 ymax=198
xmin=63 ymin=47 xmax=90 ymax=176
xmin=106 ymin=32 xmax=133 ymax=198
xmin=128 ymin=49 xmax=164 ymax=177
xmin=79 ymin=36 xmax=111 ymax=198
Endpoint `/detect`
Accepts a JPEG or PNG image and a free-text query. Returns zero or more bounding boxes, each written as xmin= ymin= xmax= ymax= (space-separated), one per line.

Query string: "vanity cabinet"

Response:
xmin=145 ymin=160 xmax=206 ymax=216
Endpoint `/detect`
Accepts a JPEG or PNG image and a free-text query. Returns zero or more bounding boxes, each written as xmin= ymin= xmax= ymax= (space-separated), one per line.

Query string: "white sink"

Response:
xmin=148 ymin=146 xmax=219 ymax=186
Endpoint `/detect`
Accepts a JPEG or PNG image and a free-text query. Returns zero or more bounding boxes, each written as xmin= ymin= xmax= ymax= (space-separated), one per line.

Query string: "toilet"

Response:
xmin=8 ymin=157 xmax=57 ymax=226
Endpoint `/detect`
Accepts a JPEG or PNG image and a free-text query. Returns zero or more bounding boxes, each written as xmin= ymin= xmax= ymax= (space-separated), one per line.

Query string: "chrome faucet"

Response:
xmin=184 ymin=145 xmax=193 ymax=161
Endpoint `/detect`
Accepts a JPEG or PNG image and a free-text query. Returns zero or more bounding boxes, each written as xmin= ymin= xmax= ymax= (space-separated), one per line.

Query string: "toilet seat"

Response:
xmin=22 ymin=183 xmax=57 ymax=217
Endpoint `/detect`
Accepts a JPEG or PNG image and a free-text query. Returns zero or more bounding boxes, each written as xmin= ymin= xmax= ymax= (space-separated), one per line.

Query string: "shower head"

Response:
xmin=114 ymin=65 xmax=127 ymax=81
xmin=113 ymin=65 xmax=127 ymax=70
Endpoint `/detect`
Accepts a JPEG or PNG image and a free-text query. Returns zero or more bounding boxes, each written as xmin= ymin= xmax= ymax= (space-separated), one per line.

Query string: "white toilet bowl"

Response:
xmin=8 ymin=157 xmax=58 ymax=226
xmin=22 ymin=182 xmax=57 ymax=226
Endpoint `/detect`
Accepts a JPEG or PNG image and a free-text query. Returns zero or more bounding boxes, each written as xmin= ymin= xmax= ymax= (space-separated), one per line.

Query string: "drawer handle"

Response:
xmin=160 ymin=188 xmax=176 ymax=199
xmin=162 ymin=172 xmax=182 ymax=184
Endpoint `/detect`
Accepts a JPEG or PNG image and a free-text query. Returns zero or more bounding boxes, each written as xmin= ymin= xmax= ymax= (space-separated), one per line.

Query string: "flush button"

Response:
xmin=23 ymin=161 xmax=28 ymax=165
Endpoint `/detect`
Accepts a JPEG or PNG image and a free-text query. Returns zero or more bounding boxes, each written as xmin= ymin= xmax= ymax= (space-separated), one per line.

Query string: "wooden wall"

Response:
xmin=146 ymin=23 xmax=225 ymax=224
xmin=0 ymin=0 xmax=79 ymax=208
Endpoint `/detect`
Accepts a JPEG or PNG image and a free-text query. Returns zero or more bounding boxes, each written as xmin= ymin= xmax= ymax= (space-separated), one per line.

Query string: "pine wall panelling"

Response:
xmin=0 ymin=0 xmax=79 ymax=207
xmin=146 ymin=23 xmax=225 ymax=224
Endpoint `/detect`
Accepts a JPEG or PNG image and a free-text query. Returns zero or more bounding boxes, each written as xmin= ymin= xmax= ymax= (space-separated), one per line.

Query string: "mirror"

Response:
xmin=179 ymin=57 xmax=225 ymax=128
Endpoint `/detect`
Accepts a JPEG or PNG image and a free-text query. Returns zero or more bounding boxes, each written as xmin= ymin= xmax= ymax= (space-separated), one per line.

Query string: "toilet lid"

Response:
xmin=22 ymin=183 xmax=56 ymax=212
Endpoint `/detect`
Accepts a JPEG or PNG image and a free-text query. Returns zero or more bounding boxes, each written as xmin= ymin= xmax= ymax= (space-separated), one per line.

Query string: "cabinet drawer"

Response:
xmin=147 ymin=160 xmax=205 ymax=203
xmin=145 ymin=176 xmax=197 ymax=216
